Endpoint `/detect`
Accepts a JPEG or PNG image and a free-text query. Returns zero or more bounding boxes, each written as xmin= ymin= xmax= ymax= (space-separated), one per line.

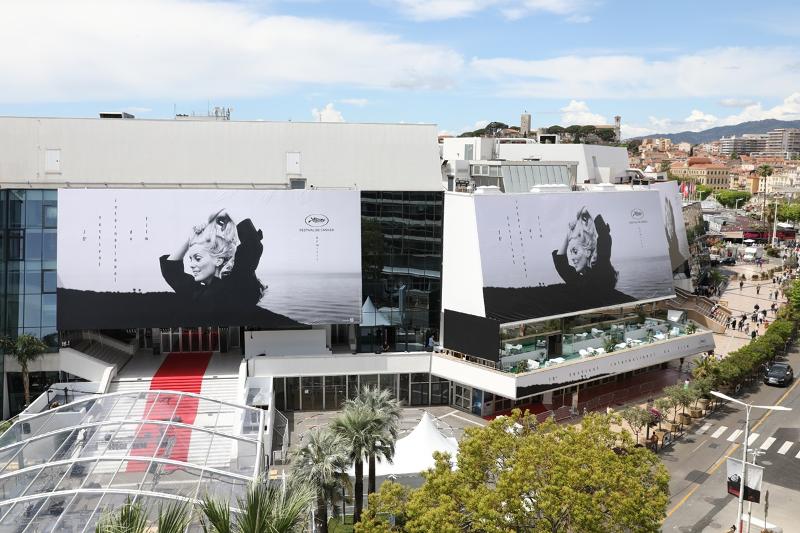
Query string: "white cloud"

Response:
xmin=622 ymin=92 xmax=800 ymax=138
xmin=0 ymin=0 xmax=462 ymax=102
xmin=339 ymin=98 xmax=369 ymax=107
xmin=719 ymin=98 xmax=756 ymax=108
xmin=472 ymin=47 xmax=800 ymax=100
xmin=387 ymin=0 xmax=595 ymax=22
xmin=560 ymin=100 xmax=606 ymax=125
xmin=311 ymin=103 xmax=344 ymax=122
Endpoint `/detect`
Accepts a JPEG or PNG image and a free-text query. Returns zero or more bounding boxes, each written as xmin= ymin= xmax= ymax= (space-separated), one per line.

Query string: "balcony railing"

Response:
xmin=497 ymin=318 xmax=698 ymax=374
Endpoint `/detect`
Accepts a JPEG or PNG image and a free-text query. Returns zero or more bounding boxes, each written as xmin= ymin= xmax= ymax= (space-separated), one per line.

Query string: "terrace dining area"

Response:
xmin=499 ymin=316 xmax=696 ymax=374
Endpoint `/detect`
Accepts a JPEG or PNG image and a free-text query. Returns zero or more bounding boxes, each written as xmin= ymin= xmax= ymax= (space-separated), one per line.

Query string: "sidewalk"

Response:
xmin=711 ymin=260 xmax=786 ymax=358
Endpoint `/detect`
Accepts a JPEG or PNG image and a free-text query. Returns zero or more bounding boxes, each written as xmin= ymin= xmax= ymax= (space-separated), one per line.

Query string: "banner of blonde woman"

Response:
xmin=57 ymin=189 xmax=362 ymax=329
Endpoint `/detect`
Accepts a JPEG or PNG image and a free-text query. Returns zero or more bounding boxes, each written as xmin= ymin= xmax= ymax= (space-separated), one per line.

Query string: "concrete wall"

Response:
xmin=0 ymin=117 xmax=443 ymax=191
xmin=249 ymin=352 xmax=431 ymax=377
xmin=244 ymin=330 xmax=330 ymax=358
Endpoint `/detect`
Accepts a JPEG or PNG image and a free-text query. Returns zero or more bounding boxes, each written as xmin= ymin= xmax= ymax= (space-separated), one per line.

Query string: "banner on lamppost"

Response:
xmin=726 ymin=457 xmax=764 ymax=503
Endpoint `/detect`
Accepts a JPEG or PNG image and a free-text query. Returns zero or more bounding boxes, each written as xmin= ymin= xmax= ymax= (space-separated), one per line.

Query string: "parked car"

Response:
xmin=721 ymin=257 xmax=736 ymax=265
xmin=764 ymin=362 xmax=794 ymax=387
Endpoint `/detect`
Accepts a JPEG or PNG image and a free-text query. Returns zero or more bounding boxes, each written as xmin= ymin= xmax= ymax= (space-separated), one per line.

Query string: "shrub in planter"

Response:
xmin=752 ymin=274 xmax=760 ymax=280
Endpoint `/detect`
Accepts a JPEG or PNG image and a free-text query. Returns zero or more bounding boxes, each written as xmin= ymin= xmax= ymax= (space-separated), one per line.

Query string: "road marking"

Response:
xmin=760 ymin=437 xmax=776 ymax=450
xmin=666 ymin=359 xmax=800 ymax=520
xmin=438 ymin=410 xmax=485 ymax=426
xmin=747 ymin=433 xmax=760 ymax=446
xmin=711 ymin=426 xmax=728 ymax=438
xmin=727 ymin=429 xmax=743 ymax=442
xmin=696 ymin=423 xmax=712 ymax=434
xmin=777 ymin=441 xmax=793 ymax=455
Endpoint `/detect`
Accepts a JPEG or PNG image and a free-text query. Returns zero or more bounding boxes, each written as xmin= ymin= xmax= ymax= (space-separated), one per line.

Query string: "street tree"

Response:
xmin=347 ymin=386 xmax=402 ymax=495
xmin=291 ymin=427 xmax=352 ymax=533
xmin=356 ymin=412 xmax=669 ymax=533
xmin=333 ymin=403 xmax=390 ymax=523
xmin=0 ymin=334 xmax=48 ymax=407
xmin=619 ymin=407 xmax=650 ymax=445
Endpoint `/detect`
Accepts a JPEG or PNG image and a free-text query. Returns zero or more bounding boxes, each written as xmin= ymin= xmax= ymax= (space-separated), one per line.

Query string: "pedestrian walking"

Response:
xmin=739 ymin=280 xmax=744 ymax=291
xmin=752 ymin=330 xmax=757 ymax=340
xmin=756 ymin=285 xmax=761 ymax=295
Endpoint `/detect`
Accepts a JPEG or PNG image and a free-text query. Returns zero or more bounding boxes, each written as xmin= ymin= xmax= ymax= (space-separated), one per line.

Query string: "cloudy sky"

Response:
xmin=3 ymin=0 xmax=800 ymax=138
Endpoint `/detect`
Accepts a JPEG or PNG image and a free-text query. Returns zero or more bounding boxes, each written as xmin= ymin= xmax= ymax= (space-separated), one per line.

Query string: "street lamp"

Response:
xmin=710 ymin=391 xmax=792 ymax=533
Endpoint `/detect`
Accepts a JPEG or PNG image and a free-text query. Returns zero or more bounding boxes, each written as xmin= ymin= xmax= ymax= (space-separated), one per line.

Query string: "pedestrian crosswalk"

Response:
xmin=692 ymin=422 xmax=799 ymax=457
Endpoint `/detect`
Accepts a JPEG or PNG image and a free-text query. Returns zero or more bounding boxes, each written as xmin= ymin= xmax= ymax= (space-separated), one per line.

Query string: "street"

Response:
xmin=662 ymin=345 xmax=800 ymax=532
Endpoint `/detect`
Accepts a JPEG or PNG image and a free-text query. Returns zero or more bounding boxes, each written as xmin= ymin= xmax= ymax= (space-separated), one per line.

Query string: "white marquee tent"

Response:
xmin=351 ymin=412 xmax=459 ymax=477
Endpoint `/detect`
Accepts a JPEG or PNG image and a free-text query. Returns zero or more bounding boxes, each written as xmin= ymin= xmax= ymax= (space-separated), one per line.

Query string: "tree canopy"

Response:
xmin=356 ymin=412 xmax=670 ymax=533
xmin=715 ymin=190 xmax=751 ymax=209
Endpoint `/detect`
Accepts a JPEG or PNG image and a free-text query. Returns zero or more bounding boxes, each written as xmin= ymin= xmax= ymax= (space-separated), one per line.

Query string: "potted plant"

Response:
xmin=603 ymin=337 xmax=617 ymax=353
xmin=652 ymin=398 xmax=671 ymax=442
xmin=686 ymin=322 xmax=697 ymax=334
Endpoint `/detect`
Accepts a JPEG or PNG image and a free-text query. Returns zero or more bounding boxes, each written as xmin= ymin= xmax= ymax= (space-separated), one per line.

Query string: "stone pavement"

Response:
xmin=711 ymin=259 xmax=787 ymax=358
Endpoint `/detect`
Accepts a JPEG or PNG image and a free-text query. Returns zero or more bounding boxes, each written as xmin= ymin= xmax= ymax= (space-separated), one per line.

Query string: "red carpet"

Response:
xmin=127 ymin=352 xmax=212 ymax=472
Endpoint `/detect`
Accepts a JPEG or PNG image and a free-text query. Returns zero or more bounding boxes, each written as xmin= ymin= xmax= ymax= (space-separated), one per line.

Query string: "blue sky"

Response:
xmin=2 ymin=0 xmax=799 ymax=138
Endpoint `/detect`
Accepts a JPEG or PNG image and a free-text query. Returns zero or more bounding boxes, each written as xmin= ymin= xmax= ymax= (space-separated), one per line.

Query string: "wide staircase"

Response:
xmin=664 ymin=287 xmax=731 ymax=333
xmin=108 ymin=352 xmax=243 ymax=470
xmin=72 ymin=339 xmax=134 ymax=370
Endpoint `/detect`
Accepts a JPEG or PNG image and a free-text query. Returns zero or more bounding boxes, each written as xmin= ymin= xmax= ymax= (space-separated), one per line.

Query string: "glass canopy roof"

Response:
xmin=0 ymin=390 xmax=265 ymax=532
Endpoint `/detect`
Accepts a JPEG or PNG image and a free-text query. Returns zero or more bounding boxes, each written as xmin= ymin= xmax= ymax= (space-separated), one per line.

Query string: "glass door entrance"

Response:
xmin=452 ymin=384 xmax=471 ymax=412
xmin=159 ymin=327 xmax=221 ymax=353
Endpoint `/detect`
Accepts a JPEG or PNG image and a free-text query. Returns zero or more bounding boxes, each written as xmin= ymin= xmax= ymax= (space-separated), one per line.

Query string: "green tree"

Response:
xmin=292 ymin=428 xmax=352 ymax=533
xmin=596 ymin=129 xmax=617 ymax=143
xmin=356 ymin=481 xmax=411 ymax=533
xmin=546 ymin=125 xmax=566 ymax=134
xmin=715 ymin=190 xmax=751 ymax=209
xmin=347 ymin=386 xmax=402 ymax=496
xmin=201 ymin=480 xmax=315 ymax=533
xmin=333 ymin=403 xmax=387 ymax=523
xmin=730 ymin=151 xmax=739 ymax=160
xmin=1 ymin=334 xmax=48 ymax=407
xmin=653 ymin=398 xmax=672 ymax=431
xmin=659 ymin=160 xmax=671 ymax=172
xmin=696 ymin=184 xmax=713 ymax=201
xmin=357 ymin=412 xmax=669 ymax=533
xmin=619 ymin=406 xmax=650 ymax=444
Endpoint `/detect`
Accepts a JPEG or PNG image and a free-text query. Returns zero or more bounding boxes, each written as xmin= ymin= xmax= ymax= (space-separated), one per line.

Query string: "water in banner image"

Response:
xmin=260 ymin=272 xmax=362 ymax=324
xmin=614 ymin=256 xmax=674 ymax=301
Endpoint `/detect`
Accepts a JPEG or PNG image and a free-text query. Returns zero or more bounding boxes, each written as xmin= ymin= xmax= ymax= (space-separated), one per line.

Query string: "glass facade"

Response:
xmin=359 ymin=191 xmax=443 ymax=353
xmin=0 ymin=190 xmax=60 ymax=416
xmin=273 ymin=373 xmax=450 ymax=411
xmin=0 ymin=190 xmax=59 ymax=346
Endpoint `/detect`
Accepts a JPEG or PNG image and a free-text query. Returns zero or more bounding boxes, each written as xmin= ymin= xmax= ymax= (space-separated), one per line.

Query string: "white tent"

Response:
xmin=361 ymin=296 xmax=391 ymax=327
xmin=350 ymin=412 xmax=459 ymax=477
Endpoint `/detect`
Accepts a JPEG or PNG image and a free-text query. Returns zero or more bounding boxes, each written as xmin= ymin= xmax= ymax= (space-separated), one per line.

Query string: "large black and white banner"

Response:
xmin=474 ymin=190 xmax=675 ymax=323
xmin=726 ymin=458 xmax=763 ymax=503
xmin=57 ymin=189 xmax=362 ymax=329
xmin=653 ymin=181 xmax=691 ymax=279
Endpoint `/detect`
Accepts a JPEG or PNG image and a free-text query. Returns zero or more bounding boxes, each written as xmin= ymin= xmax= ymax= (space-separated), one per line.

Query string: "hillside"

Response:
xmin=635 ymin=119 xmax=800 ymax=144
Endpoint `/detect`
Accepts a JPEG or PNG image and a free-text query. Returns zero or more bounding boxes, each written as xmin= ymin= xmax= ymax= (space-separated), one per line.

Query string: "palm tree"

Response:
xmin=291 ymin=427 xmax=351 ymax=533
xmin=332 ymin=403 xmax=383 ymax=524
xmin=201 ymin=479 xmax=314 ymax=533
xmin=347 ymin=386 xmax=402 ymax=495
xmin=95 ymin=500 xmax=190 ymax=533
xmin=757 ymin=164 xmax=774 ymax=221
xmin=0 ymin=334 xmax=48 ymax=407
